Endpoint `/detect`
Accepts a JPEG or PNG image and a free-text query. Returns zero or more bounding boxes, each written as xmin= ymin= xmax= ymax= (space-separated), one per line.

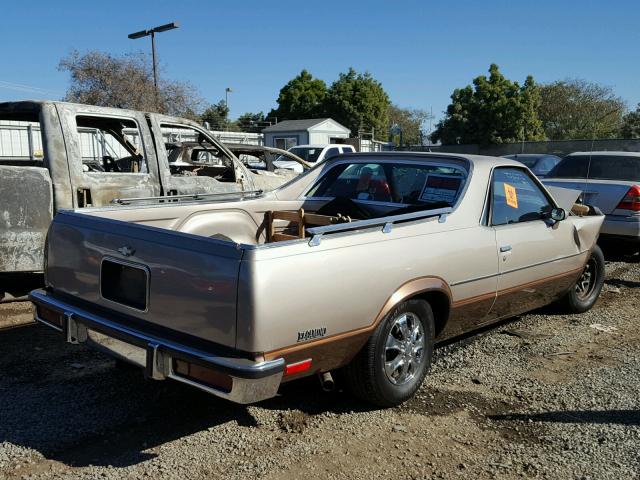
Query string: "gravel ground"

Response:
xmin=0 ymin=248 xmax=638 ymax=480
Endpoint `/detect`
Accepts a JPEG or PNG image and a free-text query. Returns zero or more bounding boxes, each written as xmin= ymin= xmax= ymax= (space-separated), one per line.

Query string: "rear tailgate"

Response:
xmin=46 ymin=210 xmax=243 ymax=348
xmin=543 ymin=178 xmax=636 ymax=214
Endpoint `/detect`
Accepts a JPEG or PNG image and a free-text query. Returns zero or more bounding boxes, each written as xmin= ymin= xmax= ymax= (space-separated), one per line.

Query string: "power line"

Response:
xmin=0 ymin=80 xmax=62 ymax=97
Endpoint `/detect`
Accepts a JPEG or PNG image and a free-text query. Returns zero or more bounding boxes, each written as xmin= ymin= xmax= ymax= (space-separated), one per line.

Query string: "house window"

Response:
xmin=273 ymin=137 xmax=297 ymax=150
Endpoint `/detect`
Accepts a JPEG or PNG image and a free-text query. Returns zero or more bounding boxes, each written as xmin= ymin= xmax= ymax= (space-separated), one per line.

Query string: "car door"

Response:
xmin=56 ymin=103 xmax=161 ymax=207
xmin=489 ymin=167 xmax=583 ymax=319
xmin=147 ymin=115 xmax=252 ymax=196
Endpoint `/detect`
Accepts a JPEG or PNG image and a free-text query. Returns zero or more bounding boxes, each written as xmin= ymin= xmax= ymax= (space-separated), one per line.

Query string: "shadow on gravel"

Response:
xmin=0 ymin=273 xmax=43 ymax=302
xmin=0 ymin=324 xmax=264 ymax=469
xmin=605 ymin=278 xmax=640 ymax=289
xmin=489 ymin=410 xmax=640 ymax=426
xmin=0 ymin=323 xmax=374 ymax=470
xmin=599 ymin=242 xmax=640 ymax=263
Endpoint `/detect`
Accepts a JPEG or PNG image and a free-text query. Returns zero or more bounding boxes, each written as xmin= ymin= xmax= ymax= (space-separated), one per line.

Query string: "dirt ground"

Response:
xmin=0 ymin=249 xmax=638 ymax=480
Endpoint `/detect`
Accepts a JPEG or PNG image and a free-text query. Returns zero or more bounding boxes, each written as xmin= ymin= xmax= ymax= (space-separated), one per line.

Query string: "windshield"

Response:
xmin=547 ymin=155 xmax=640 ymax=182
xmin=287 ymin=147 xmax=323 ymax=163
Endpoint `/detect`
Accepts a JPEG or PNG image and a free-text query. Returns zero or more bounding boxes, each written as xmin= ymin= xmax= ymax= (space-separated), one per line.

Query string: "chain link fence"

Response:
xmin=399 ymin=138 xmax=640 ymax=157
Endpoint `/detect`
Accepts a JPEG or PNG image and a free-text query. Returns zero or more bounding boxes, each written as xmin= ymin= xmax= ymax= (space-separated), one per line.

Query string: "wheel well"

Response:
xmin=412 ymin=290 xmax=450 ymax=337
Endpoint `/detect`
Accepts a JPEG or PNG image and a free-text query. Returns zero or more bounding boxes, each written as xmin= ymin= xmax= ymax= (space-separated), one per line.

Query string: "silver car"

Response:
xmin=544 ymin=151 xmax=640 ymax=245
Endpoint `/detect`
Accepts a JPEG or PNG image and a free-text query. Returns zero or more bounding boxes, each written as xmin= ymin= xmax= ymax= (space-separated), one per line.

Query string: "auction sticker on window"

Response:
xmin=503 ymin=182 xmax=518 ymax=209
xmin=419 ymin=174 xmax=463 ymax=204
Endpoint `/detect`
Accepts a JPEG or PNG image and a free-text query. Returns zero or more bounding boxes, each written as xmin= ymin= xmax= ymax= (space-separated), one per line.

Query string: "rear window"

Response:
xmin=306 ymin=161 xmax=467 ymax=207
xmin=0 ymin=107 xmax=45 ymax=167
xmin=548 ymin=155 xmax=640 ymax=182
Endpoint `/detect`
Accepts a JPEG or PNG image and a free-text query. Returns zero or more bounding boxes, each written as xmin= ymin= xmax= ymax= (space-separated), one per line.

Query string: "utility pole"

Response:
xmin=128 ymin=22 xmax=180 ymax=108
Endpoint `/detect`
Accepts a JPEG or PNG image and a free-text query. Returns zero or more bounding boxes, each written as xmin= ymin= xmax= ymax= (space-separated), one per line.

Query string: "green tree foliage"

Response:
xmin=388 ymin=105 xmax=431 ymax=146
xmin=201 ymin=101 xmax=231 ymax=130
xmin=538 ymin=79 xmax=625 ymax=140
xmin=235 ymin=112 xmax=266 ymax=132
xmin=431 ymin=64 xmax=545 ymax=145
xmin=59 ymin=50 xmax=202 ymax=119
xmin=269 ymin=70 xmax=327 ymax=120
xmin=620 ymin=104 xmax=640 ymax=139
xmin=325 ymin=68 xmax=391 ymax=140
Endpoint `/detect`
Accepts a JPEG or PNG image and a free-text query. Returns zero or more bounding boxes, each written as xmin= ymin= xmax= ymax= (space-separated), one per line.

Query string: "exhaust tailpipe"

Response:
xmin=319 ymin=371 xmax=335 ymax=392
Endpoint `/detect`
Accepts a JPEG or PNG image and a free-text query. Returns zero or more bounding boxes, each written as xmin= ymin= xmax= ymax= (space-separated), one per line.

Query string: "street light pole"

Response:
xmin=128 ymin=22 xmax=180 ymax=109
xmin=150 ymin=31 xmax=157 ymax=93
xmin=225 ymin=87 xmax=232 ymax=109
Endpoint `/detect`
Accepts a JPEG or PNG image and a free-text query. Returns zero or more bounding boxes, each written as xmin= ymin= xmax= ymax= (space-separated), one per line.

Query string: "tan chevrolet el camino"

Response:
xmin=30 ymin=152 xmax=605 ymax=407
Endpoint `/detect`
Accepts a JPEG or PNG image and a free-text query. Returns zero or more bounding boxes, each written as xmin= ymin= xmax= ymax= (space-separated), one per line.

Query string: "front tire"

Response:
xmin=343 ymin=299 xmax=434 ymax=407
xmin=559 ymin=245 xmax=605 ymax=313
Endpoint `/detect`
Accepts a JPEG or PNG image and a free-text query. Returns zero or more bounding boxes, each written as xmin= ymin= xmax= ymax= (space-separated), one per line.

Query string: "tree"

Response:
xmin=538 ymin=79 xmax=625 ymax=140
xmin=235 ymin=111 xmax=266 ymax=132
xmin=325 ymin=68 xmax=391 ymax=140
xmin=59 ymin=50 xmax=202 ymax=118
xmin=620 ymin=104 xmax=640 ymax=139
xmin=387 ymin=105 xmax=431 ymax=146
xmin=268 ymin=70 xmax=327 ymax=120
xmin=431 ymin=64 xmax=545 ymax=145
xmin=201 ymin=101 xmax=231 ymax=130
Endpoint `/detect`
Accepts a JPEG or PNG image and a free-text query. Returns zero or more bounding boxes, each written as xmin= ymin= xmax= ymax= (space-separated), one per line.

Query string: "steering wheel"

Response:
xmin=101 ymin=155 xmax=119 ymax=172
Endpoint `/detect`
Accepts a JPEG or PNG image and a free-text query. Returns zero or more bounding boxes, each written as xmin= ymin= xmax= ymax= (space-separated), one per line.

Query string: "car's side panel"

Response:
xmin=238 ymin=219 xmax=499 ymax=354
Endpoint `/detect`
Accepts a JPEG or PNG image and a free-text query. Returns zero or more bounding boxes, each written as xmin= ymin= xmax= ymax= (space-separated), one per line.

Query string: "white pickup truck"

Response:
xmin=274 ymin=144 xmax=356 ymax=172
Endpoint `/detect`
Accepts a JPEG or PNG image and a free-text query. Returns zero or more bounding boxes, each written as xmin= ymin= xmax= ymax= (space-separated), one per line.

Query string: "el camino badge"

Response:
xmin=297 ymin=327 xmax=327 ymax=343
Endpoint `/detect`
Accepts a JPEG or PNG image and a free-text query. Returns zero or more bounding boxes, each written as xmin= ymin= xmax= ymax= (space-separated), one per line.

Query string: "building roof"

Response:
xmin=262 ymin=118 xmax=349 ymax=133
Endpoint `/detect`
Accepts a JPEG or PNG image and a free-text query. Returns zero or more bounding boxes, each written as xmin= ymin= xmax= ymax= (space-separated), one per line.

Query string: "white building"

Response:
xmin=262 ymin=118 xmax=350 ymax=149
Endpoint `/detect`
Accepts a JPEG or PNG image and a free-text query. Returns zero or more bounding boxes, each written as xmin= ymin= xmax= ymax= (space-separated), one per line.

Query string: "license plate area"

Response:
xmin=100 ymin=258 xmax=149 ymax=311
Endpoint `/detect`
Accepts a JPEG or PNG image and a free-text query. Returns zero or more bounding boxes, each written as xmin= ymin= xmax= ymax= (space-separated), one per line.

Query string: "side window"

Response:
xmin=161 ymin=124 xmax=236 ymax=182
xmin=341 ymin=146 xmax=355 ymax=153
xmin=491 ymin=168 xmax=553 ymax=226
xmin=324 ymin=147 xmax=340 ymax=159
xmin=76 ymin=116 xmax=147 ymax=174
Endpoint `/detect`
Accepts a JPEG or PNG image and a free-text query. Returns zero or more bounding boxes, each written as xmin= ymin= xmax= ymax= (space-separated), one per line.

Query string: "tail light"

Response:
xmin=616 ymin=185 xmax=640 ymax=212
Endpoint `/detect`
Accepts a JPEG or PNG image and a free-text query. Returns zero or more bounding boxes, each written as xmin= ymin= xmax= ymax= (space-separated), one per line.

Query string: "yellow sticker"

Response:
xmin=504 ymin=183 xmax=518 ymax=209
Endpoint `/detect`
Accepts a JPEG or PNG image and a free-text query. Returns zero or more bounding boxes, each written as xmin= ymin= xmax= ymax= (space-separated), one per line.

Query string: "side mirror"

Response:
xmin=550 ymin=207 xmax=566 ymax=222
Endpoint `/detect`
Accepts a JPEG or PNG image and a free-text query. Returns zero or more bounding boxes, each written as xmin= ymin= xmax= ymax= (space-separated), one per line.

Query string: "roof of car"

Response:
xmin=566 ymin=151 xmax=640 ymax=157
xmin=503 ymin=153 xmax=561 ymax=159
xmin=323 ymin=151 xmax=523 ymax=171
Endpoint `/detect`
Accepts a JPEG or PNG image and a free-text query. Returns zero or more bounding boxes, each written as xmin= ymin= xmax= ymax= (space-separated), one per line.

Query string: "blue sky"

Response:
xmin=1 ymin=0 xmax=639 ymax=127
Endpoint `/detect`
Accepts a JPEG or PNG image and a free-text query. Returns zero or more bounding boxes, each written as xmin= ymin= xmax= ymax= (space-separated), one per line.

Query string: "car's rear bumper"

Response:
xmin=600 ymin=214 xmax=640 ymax=241
xmin=29 ymin=288 xmax=284 ymax=404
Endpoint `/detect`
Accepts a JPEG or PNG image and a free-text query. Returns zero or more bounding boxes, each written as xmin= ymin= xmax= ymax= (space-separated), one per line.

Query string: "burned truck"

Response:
xmin=0 ymin=101 xmax=305 ymax=277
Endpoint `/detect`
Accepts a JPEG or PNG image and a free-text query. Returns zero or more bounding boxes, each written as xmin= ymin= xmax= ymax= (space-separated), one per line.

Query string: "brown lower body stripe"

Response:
xmin=265 ymin=266 xmax=585 ymax=381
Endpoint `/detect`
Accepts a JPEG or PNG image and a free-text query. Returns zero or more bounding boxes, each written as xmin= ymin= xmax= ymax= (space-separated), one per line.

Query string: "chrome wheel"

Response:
xmin=384 ymin=312 xmax=425 ymax=385
xmin=575 ymin=257 xmax=597 ymax=300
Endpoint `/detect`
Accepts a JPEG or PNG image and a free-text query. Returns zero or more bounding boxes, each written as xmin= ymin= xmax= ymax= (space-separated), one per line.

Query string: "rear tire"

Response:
xmin=558 ymin=245 xmax=605 ymax=313
xmin=343 ymin=299 xmax=434 ymax=407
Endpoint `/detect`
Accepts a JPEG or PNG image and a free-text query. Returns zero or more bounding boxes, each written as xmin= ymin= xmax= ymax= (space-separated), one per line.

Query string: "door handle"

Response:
xmin=499 ymin=245 xmax=512 ymax=253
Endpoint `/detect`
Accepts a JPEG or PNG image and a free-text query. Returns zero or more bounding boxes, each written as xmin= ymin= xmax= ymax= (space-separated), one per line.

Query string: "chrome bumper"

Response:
xmin=29 ymin=289 xmax=284 ymax=404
